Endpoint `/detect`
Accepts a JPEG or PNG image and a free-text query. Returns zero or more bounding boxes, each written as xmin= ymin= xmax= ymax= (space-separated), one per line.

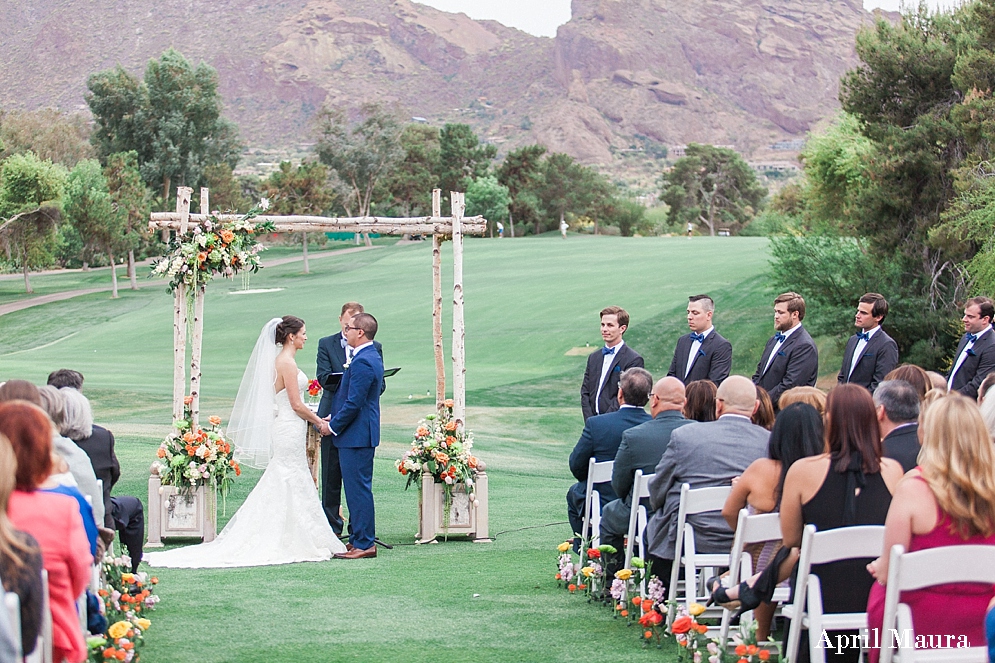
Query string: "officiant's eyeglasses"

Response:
xmin=344 ymin=325 xmax=360 ymax=332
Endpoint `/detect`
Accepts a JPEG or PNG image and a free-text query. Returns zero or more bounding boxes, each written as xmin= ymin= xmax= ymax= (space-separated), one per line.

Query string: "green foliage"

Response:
xmin=496 ymin=144 xmax=546 ymax=232
xmin=382 ymin=124 xmax=441 ymax=216
xmin=465 ymin=176 xmax=510 ymax=232
xmin=202 ymin=163 xmax=251 ymax=214
xmin=0 ymin=152 xmax=66 ymax=289
xmin=104 ymin=151 xmax=152 ymax=264
xmin=537 ymin=153 xmax=611 ymax=235
xmin=264 ymin=161 xmax=333 ymax=215
xmin=591 ymin=196 xmax=648 ymax=237
xmin=0 ymin=109 xmax=94 ymax=168
xmin=437 ymin=123 xmax=497 ymax=204
xmin=739 ymin=210 xmax=803 ymax=237
xmin=799 ymin=113 xmax=874 ymax=230
xmin=660 ymin=144 xmax=767 ymax=236
xmin=64 ymin=159 xmax=120 ymax=266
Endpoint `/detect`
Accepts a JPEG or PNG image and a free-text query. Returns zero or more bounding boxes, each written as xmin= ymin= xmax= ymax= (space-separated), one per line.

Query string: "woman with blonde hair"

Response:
xmin=866 ymin=394 xmax=995 ymax=660
xmin=0 ymin=433 xmax=44 ymax=656
xmin=777 ymin=386 xmax=826 ymax=415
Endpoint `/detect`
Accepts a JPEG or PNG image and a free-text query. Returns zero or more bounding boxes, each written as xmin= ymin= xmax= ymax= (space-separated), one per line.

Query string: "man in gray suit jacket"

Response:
xmin=645 ymin=376 xmax=770 ymax=585
xmin=599 ymin=377 xmax=691 ymax=574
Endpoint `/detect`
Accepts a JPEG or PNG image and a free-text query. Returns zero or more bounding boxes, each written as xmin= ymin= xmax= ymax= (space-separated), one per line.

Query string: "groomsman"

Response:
xmin=837 ymin=293 xmax=899 ymax=393
xmin=752 ymin=292 xmax=819 ymax=407
xmin=947 ymin=296 xmax=995 ymax=399
xmin=667 ymin=294 xmax=732 ymax=385
xmin=581 ymin=306 xmax=644 ymax=420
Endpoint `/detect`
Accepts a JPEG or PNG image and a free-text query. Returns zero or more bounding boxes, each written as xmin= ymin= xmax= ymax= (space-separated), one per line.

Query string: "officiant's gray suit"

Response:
xmin=645 ymin=415 xmax=769 ymax=561
xmin=598 ymin=410 xmax=692 ymax=551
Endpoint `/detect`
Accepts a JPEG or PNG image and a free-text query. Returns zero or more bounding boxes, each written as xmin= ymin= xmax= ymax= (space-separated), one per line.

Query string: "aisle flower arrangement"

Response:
xmin=151 ymin=202 xmax=275 ymax=293
xmin=88 ymin=555 xmax=160 ymax=662
xmin=152 ymin=396 xmax=240 ymax=499
xmin=396 ymin=400 xmax=480 ymax=524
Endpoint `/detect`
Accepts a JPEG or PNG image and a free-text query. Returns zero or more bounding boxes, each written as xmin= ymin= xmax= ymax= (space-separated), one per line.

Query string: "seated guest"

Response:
xmin=645 ymin=376 xmax=770 ymax=586
xmin=567 ymin=368 xmax=652 ymax=546
xmin=60 ymin=388 xmax=120 ymax=528
xmin=981 ymin=387 xmax=995 ymax=441
xmin=867 ymin=394 xmax=995 ymax=661
xmin=753 ymin=386 xmax=775 ymax=431
xmin=978 ymin=372 xmax=995 ymax=405
xmin=0 ymin=434 xmax=43 ymax=656
xmin=884 ymin=364 xmax=931 ymax=401
xmin=926 ymin=370 xmax=948 ymax=392
xmin=598 ymin=377 xmax=690 ymax=571
xmin=873 ymin=380 xmax=921 ymax=473
xmin=719 ymin=402 xmax=824 ymax=641
xmin=683 ymin=379 xmax=717 ymax=422
xmin=1 ymin=401 xmax=91 ymax=663
xmin=777 ymin=386 xmax=826 ymax=415
xmin=34 ymin=385 xmax=104 ymax=526
xmin=45 ymin=453 xmax=99 ymax=556
xmin=46 ymin=369 xmax=84 ymax=391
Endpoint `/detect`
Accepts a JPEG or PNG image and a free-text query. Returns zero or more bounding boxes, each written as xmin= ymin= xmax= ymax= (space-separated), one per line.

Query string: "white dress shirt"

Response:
xmin=948 ymin=326 xmax=993 ymax=389
xmin=848 ymin=326 xmax=880 ymax=378
xmin=596 ymin=340 xmax=625 ymax=414
xmin=762 ymin=323 xmax=801 ymax=375
xmin=686 ymin=327 xmax=714 ymax=377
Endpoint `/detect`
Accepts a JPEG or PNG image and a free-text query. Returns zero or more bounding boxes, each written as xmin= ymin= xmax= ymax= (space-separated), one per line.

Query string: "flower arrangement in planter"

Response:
xmin=152 ymin=396 xmax=240 ymax=501
xmin=150 ymin=203 xmax=275 ymax=294
xmin=396 ymin=400 xmax=481 ymax=528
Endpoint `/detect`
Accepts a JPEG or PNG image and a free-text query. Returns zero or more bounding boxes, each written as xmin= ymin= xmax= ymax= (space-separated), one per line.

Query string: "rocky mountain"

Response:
xmin=0 ymin=0 xmax=883 ymax=168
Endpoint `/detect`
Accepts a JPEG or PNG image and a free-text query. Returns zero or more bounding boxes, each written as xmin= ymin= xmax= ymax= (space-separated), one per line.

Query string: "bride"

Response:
xmin=146 ymin=316 xmax=346 ymax=568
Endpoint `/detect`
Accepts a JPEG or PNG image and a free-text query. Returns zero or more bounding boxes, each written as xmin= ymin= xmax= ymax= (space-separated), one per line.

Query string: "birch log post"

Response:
xmin=189 ymin=285 xmax=205 ymax=427
xmin=431 ymin=189 xmax=446 ymax=410
xmin=176 ymin=187 xmax=193 ymax=235
xmin=172 ymin=284 xmax=187 ymax=422
xmin=451 ymin=191 xmax=466 ymax=425
xmin=200 ymin=187 xmax=209 ymax=215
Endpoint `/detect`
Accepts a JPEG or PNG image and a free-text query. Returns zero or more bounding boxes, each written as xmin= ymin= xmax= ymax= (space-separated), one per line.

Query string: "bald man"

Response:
xmin=598 ymin=377 xmax=692 ymax=573
xmin=644 ymin=376 xmax=770 ymax=585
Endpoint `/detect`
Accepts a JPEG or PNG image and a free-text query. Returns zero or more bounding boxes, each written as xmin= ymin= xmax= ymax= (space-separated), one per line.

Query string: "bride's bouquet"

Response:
xmin=152 ymin=396 xmax=241 ymax=499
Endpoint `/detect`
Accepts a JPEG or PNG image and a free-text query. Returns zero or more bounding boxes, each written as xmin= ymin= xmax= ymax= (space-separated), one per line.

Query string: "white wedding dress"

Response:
xmin=146 ymin=369 xmax=345 ymax=568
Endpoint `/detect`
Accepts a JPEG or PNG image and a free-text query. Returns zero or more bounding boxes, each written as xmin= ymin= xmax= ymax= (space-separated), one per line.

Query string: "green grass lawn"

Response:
xmin=0 ymin=235 xmax=824 ymax=661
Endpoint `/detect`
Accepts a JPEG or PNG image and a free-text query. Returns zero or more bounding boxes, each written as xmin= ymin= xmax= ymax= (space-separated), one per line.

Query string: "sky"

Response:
xmin=417 ymin=0 xmax=958 ymax=37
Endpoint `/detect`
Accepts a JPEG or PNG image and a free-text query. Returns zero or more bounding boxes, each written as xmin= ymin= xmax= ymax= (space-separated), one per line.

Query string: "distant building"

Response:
xmin=771 ymin=139 xmax=806 ymax=151
xmin=411 ymin=116 xmax=428 ymax=123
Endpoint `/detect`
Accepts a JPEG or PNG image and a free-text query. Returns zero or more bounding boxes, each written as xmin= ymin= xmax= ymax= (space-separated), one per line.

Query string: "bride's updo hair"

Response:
xmin=275 ymin=316 xmax=305 ymax=345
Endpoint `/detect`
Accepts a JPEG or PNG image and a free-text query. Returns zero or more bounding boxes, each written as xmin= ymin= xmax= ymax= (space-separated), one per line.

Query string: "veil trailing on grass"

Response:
xmin=230 ymin=317 xmax=282 ymax=469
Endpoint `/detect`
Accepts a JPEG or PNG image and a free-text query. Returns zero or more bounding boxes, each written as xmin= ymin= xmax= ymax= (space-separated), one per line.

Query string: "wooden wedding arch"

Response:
xmin=147 ymin=186 xmax=489 ymax=544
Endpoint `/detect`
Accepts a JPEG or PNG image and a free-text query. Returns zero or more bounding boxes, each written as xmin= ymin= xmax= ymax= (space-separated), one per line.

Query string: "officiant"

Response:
xmin=316 ymin=302 xmax=384 ymax=537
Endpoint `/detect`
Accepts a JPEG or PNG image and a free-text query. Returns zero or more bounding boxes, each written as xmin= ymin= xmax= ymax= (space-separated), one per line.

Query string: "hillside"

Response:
xmin=0 ymin=0 xmax=885 ymax=169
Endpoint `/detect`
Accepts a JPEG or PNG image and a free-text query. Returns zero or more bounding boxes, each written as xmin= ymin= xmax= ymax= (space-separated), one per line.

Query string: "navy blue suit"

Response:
xmin=752 ymin=325 xmax=819 ymax=407
xmin=837 ymin=327 xmax=899 ymax=393
xmin=947 ymin=329 xmax=995 ymax=399
xmin=316 ymin=332 xmax=383 ymax=534
xmin=328 ymin=343 xmax=384 ymax=550
xmin=566 ymin=405 xmax=651 ymax=537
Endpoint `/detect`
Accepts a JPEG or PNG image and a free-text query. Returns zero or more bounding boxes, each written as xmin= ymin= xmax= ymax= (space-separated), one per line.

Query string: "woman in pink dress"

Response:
xmin=866 ymin=393 xmax=995 ymax=661
xmin=0 ymin=401 xmax=92 ymax=663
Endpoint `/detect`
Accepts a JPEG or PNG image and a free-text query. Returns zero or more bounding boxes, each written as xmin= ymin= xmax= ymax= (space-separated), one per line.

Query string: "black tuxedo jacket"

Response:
xmin=667 ymin=331 xmax=732 ymax=385
xmin=581 ymin=343 xmax=644 ymax=421
xmin=837 ymin=328 xmax=899 ymax=393
xmin=752 ymin=325 xmax=819 ymax=406
xmin=316 ymin=332 xmax=384 ymax=418
xmin=72 ymin=424 xmax=120 ymax=528
xmin=882 ymin=423 xmax=920 ymax=474
xmin=948 ymin=328 xmax=995 ymax=399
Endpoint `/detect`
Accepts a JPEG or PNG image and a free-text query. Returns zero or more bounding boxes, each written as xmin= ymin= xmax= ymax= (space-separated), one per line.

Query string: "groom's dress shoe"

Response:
xmin=334 ymin=546 xmax=376 ymax=559
xmin=345 ymin=543 xmax=355 ymax=552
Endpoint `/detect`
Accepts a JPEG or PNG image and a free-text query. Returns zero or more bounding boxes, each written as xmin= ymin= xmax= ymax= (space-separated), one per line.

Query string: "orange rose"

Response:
xmin=568 ymin=584 xmax=576 ymax=592
xmin=621 ymin=609 xmax=629 ymax=617
xmin=577 ymin=583 xmax=586 ymax=590
xmin=693 ymin=623 xmax=708 ymax=634
xmin=115 ymin=650 xmax=126 ymax=660
xmin=555 ymin=573 xmax=561 ymax=580
xmin=758 ymin=651 xmax=771 ymax=661
xmin=415 ymin=426 xmax=430 ymax=438
xmin=632 ymin=596 xmax=642 ymax=606
xmin=233 ymin=462 xmax=241 ymax=476
xmin=151 ymin=577 xmax=158 ymax=584
xmin=445 ymin=436 xmax=457 ymax=446
xmin=184 ymin=395 xmax=194 ymax=405
xmin=197 ymin=251 xmax=208 ymax=263
xmin=747 ymin=645 xmax=758 ymax=655
xmin=103 ymin=649 xmax=115 ymax=658
xmin=644 ymin=630 xmax=653 ymax=639
xmin=220 ymin=229 xmax=235 ymax=244
xmin=444 ymin=399 xmax=454 ymax=408
xmin=671 ymin=616 xmax=692 ymax=634
xmin=641 ymin=598 xmax=654 ymax=610
xmin=156 ymin=448 xmax=166 ymax=458
xmin=445 ymin=421 xmax=457 ymax=431
xmin=209 ymin=415 xmax=222 ymax=427
xmin=468 ymin=456 xmax=478 ymax=468
xmin=735 ymin=645 xmax=748 ymax=656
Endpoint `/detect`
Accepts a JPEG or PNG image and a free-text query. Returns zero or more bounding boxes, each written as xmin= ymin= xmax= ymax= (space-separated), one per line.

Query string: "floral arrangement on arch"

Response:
xmin=152 ymin=396 xmax=240 ymax=500
xmin=88 ymin=554 xmax=160 ymax=662
xmin=151 ymin=201 xmax=275 ymax=294
xmin=395 ymin=400 xmax=482 ymax=524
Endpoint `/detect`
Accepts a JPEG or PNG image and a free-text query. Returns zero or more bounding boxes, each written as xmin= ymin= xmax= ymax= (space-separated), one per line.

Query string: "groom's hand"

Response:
xmin=318 ymin=417 xmax=332 ymax=437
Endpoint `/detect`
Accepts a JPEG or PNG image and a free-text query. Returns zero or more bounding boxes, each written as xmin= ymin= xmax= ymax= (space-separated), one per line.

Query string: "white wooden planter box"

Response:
xmin=416 ymin=471 xmax=490 ymax=543
xmin=146 ymin=470 xmax=217 ymax=547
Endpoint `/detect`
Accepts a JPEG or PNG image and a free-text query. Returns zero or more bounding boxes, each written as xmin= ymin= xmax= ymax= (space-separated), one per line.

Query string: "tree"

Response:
xmin=315 ymin=103 xmax=403 ymax=245
xmin=382 ymin=124 xmax=441 ymax=216
xmin=104 ymin=152 xmax=151 ymax=290
xmin=496 ymin=144 xmax=547 ymax=237
xmin=0 ymin=109 xmax=94 ymax=167
xmin=537 ymin=153 xmax=609 ymax=235
xmin=660 ymin=144 xmax=767 ymax=236
xmin=86 ymin=49 xmax=242 ymax=208
xmin=437 ymin=124 xmax=497 ymax=205
xmin=0 ymin=152 xmax=66 ymax=293
xmin=264 ymin=161 xmax=333 ymax=273
xmin=465 ymin=176 xmax=510 ymax=235
xmin=594 ymin=196 xmax=648 ymax=237
xmin=202 ymin=163 xmax=251 ymax=214
xmin=64 ymin=159 xmax=127 ymax=297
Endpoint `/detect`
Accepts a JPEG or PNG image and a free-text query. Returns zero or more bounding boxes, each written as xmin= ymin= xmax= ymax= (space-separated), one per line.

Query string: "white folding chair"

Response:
xmin=718 ymin=508 xmax=789 ymax=646
xmin=879 ymin=544 xmax=995 ymax=663
xmin=579 ymin=458 xmax=613 ymax=567
xmin=622 ymin=470 xmax=655 ymax=601
xmin=5 ymin=591 xmax=21 ymax=658
xmin=25 ymin=569 xmax=52 ymax=663
xmin=782 ymin=524 xmax=885 ymax=663
xmin=666 ymin=483 xmax=733 ymax=626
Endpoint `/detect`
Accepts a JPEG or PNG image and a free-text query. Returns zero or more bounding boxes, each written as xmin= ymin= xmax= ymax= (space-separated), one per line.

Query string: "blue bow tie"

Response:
xmin=967 ymin=333 xmax=979 ymax=343
xmin=774 ymin=332 xmax=786 ymax=343
xmin=689 ymin=332 xmax=705 ymax=343
xmin=857 ymin=331 xmax=870 ymax=342
xmin=602 ymin=346 xmax=616 ymax=356
xmin=340 ymin=337 xmax=348 ymax=348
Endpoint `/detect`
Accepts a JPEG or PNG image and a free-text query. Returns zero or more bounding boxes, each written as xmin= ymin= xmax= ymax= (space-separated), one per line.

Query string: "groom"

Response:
xmin=327 ymin=312 xmax=384 ymax=559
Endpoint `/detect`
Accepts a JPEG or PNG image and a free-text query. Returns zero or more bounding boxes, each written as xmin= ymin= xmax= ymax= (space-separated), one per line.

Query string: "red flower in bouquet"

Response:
xmin=308 ymin=379 xmax=322 ymax=397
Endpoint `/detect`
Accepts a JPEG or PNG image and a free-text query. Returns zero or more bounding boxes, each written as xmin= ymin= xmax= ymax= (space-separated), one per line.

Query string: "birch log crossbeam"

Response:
xmin=148 ymin=213 xmax=487 ymax=237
